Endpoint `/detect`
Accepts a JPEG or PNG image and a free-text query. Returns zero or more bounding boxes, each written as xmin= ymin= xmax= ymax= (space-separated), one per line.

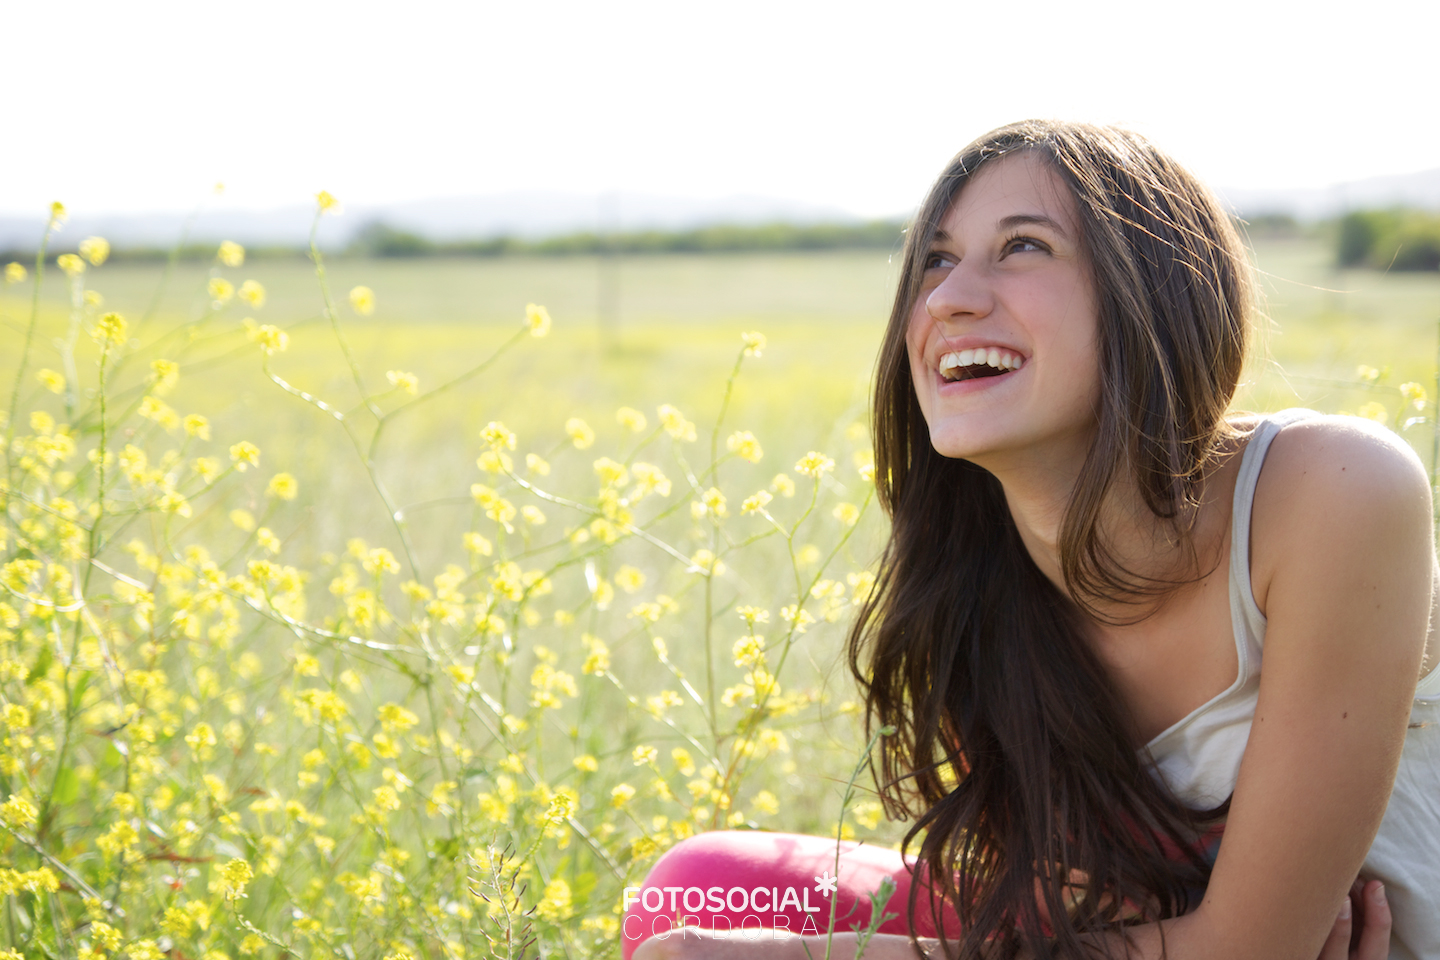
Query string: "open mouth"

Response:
xmin=938 ymin=348 xmax=1024 ymax=383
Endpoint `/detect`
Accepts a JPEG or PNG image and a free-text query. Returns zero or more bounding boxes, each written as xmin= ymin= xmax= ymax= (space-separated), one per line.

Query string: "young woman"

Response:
xmin=626 ymin=120 xmax=1440 ymax=959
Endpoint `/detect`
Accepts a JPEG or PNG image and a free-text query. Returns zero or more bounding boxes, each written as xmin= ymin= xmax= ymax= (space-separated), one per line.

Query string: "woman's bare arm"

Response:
xmin=1089 ymin=417 xmax=1430 ymax=958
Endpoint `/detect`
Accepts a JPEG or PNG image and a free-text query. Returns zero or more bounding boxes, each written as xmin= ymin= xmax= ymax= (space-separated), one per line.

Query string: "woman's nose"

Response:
xmin=925 ymin=259 xmax=994 ymax=325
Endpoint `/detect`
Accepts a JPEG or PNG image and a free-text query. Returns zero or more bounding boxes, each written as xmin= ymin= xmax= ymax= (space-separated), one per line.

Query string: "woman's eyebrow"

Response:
xmin=996 ymin=213 xmax=1069 ymax=238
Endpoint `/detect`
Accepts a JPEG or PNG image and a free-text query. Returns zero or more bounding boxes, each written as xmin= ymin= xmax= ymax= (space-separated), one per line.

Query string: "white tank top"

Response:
xmin=1143 ymin=408 xmax=1440 ymax=959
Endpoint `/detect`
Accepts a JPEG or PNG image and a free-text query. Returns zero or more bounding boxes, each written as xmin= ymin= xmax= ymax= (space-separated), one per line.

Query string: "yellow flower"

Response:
xmin=266 ymin=472 xmax=298 ymax=500
xmin=386 ymin=369 xmax=418 ymax=395
xmin=4 ymin=263 xmax=27 ymax=284
xmin=1400 ymin=382 xmax=1427 ymax=407
xmin=752 ymin=790 xmax=779 ymax=816
xmin=1356 ymin=364 xmax=1381 ymax=383
xmin=833 ymin=502 xmax=860 ymax=526
xmin=525 ymin=302 xmax=551 ymax=337
xmin=349 ymin=286 xmax=375 ymax=315
xmin=220 ymin=858 xmax=254 ymax=901
xmin=186 ymin=722 xmax=217 ymax=759
xmin=521 ymin=505 xmax=546 ymax=525
xmin=631 ymin=462 xmax=672 ymax=498
xmin=608 ymin=783 xmax=637 ymax=812
xmin=593 ymin=457 xmax=628 ymax=487
xmin=35 ymin=369 xmax=65 ymax=394
xmin=646 ymin=690 xmax=683 ymax=717
xmin=526 ymin=452 xmax=550 ymax=475
xmin=781 ymin=604 xmax=816 ymax=633
xmin=852 ymin=800 xmax=884 ymax=831
xmin=690 ymin=549 xmax=725 ymax=576
xmin=848 ymin=570 xmax=878 ymax=602
xmin=79 ymin=236 xmax=110 ymax=266
xmin=238 ymin=279 xmax=266 ymax=307
xmin=229 ymin=441 xmax=260 ymax=471
xmin=701 ymin=487 xmax=728 ymax=518
xmin=573 ymin=755 xmax=598 ymax=773
xmin=617 ymin=406 xmax=647 ymax=432
xmin=734 ymin=634 xmax=769 ymax=669
xmin=477 ymin=449 xmax=512 ymax=473
xmin=57 ymin=253 xmax=86 ymax=276
xmin=632 ymin=745 xmax=657 ymax=766
xmin=91 ymin=312 xmax=127 ymax=348
xmin=0 ymin=795 xmax=37 ymax=829
xmin=463 ymin=532 xmax=493 ymax=555
xmin=537 ymin=878 xmax=571 ymax=922
xmin=184 ymin=414 xmax=211 ymax=439
xmin=566 ymin=417 xmax=595 ymax=449
xmin=1356 ymin=401 xmax=1388 ymax=424
xmin=138 ymin=396 xmax=179 ymax=430
xmin=150 ymin=358 xmax=180 ymax=395
xmin=795 ymin=451 xmax=835 ymax=478
xmin=657 ymin=404 xmax=697 ymax=442
xmin=230 ymin=509 xmax=256 ymax=531
xmin=741 ymin=330 xmax=766 ymax=357
xmin=480 ymin=421 xmax=517 ymax=450
xmin=315 ymin=190 xmax=340 ymax=213
xmin=614 ymin=565 xmax=645 ymax=593
xmin=379 ymin=702 xmax=419 ymax=734
xmin=218 ymin=241 xmax=245 ymax=267
xmin=209 ymin=277 xmax=235 ymax=304
xmin=252 ymin=323 xmax=289 ymax=354
xmin=726 ymin=430 xmax=763 ymax=463
xmin=741 ymin=490 xmax=773 ymax=514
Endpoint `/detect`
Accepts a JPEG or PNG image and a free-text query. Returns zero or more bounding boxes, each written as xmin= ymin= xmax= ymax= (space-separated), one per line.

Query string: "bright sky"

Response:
xmin=4 ymin=0 xmax=1435 ymax=219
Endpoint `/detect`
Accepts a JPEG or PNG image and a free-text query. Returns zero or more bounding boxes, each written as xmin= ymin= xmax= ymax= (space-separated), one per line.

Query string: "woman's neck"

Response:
xmin=975 ymin=439 xmax=1221 ymax=616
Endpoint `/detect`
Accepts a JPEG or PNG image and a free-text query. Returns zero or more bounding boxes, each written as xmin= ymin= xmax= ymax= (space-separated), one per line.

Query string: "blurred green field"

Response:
xmin=1 ymin=238 xmax=1437 ymax=578
xmin=4 ymin=237 xmax=1436 ymax=453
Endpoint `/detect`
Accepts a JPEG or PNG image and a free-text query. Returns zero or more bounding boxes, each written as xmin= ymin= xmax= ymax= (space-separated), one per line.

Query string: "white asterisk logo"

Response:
xmin=813 ymin=870 xmax=839 ymax=898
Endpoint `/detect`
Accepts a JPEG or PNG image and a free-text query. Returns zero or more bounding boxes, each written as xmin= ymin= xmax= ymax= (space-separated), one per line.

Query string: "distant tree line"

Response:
xmin=5 ymin=211 xmax=1438 ymax=271
xmin=0 ymin=219 xmax=907 ymax=265
xmin=345 ymin=219 xmax=907 ymax=257
xmin=1335 ymin=209 xmax=1440 ymax=271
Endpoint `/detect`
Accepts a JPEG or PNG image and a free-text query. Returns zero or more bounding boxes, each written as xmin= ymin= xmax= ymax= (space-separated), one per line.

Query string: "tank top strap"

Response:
xmin=1228 ymin=408 xmax=1323 ymax=651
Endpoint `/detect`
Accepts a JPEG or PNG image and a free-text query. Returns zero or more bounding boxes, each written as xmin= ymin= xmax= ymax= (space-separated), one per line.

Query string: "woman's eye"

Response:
xmin=1004 ymin=236 xmax=1045 ymax=255
xmin=924 ymin=252 xmax=953 ymax=270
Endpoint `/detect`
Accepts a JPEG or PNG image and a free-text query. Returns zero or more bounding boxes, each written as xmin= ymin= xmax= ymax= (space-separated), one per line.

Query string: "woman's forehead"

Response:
xmin=937 ymin=152 xmax=1079 ymax=239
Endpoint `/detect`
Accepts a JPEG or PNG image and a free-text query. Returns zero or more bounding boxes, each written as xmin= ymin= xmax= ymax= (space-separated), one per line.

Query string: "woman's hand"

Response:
xmin=1317 ymin=880 xmax=1391 ymax=960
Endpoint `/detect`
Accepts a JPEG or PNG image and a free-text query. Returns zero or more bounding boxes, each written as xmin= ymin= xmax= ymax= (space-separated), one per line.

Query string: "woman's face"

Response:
xmin=906 ymin=151 xmax=1102 ymax=470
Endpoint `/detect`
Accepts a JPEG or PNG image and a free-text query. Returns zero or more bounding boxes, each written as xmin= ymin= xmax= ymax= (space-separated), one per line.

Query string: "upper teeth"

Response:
xmin=939 ymin=348 xmax=1024 ymax=377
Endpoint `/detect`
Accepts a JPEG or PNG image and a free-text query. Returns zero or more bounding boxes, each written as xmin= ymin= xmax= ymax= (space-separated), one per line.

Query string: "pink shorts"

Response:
xmin=620 ymin=831 xmax=961 ymax=958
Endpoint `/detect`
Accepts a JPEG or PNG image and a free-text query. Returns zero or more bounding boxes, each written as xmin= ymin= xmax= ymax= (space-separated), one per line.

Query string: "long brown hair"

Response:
xmin=848 ymin=120 xmax=1251 ymax=956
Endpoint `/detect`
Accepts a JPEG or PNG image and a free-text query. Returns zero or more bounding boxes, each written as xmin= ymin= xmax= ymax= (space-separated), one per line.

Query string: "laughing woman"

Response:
xmin=628 ymin=121 xmax=1440 ymax=959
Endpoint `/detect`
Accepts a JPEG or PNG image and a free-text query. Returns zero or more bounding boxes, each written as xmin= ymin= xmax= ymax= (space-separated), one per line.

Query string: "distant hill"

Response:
xmin=1220 ymin=168 xmax=1440 ymax=220
xmin=0 ymin=191 xmax=862 ymax=253
xmin=7 ymin=169 xmax=1440 ymax=254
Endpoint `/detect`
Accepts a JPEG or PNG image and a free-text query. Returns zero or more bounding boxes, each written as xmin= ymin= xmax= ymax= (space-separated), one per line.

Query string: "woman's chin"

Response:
xmin=927 ymin=427 xmax=1003 ymax=463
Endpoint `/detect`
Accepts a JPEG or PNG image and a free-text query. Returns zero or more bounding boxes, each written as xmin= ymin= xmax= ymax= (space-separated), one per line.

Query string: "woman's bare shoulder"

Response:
xmin=1250 ymin=412 xmax=1432 ymax=616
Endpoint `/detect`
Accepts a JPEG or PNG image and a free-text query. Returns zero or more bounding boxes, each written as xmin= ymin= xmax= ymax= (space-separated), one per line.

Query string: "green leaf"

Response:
xmin=51 ymin=766 xmax=80 ymax=806
xmin=25 ymin=643 xmax=53 ymax=686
